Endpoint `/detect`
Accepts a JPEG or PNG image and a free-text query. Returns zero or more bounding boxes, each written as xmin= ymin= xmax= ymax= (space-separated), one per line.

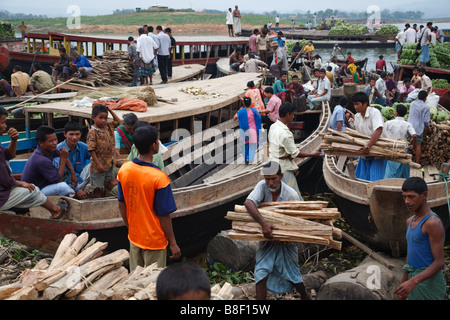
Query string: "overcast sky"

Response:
xmin=1 ymin=0 xmax=444 ymax=17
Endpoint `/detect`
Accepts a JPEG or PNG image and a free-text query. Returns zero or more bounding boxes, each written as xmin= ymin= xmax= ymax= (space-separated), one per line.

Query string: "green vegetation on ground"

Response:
xmin=3 ymin=11 xmax=301 ymax=33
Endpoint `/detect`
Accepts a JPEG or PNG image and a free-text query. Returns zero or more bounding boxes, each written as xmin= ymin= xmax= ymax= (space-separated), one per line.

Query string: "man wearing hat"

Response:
xmin=376 ymin=55 xmax=387 ymax=75
xmin=269 ymin=41 xmax=288 ymax=80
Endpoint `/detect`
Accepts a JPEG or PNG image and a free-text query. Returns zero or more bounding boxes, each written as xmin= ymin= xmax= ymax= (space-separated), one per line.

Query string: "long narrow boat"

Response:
xmin=322 ymin=105 xmax=450 ymax=257
xmin=0 ymin=99 xmax=331 ymax=257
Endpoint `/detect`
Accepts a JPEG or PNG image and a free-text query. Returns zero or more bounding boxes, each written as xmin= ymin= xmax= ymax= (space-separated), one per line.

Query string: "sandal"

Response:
xmin=51 ymin=198 xmax=70 ymax=220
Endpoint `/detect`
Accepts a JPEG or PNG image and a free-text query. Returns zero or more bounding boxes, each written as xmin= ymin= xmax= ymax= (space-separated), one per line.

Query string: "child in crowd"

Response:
xmin=86 ymin=104 xmax=121 ymax=197
xmin=156 ymin=262 xmax=211 ymax=300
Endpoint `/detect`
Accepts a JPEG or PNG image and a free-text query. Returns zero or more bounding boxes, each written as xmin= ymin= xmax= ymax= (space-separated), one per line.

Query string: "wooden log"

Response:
xmin=42 ymin=249 xmax=129 ymax=300
xmin=213 ymin=282 xmax=234 ymax=300
xmin=48 ymin=233 xmax=77 ymax=271
xmin=4 ymin=285 xmax=38 ymax=300
xmin=317 ymin=255 xmax=404 ymax=300
xmin=76 ymin=266 xmax=129 ymax=300
xmin=48 ymin=232 xmax=89 ymax=271
xmin=34 ymin=241 xmax=108 ymax=292
xmin=342 ymin=231 xmax=395 ymax=269
xmin=271 ymin=209 xmax=341 ymax=220
xmin=232 ymin=221 xmax=333 ymax=237
xmin=64 ymin=263 xmax=122 ymax=298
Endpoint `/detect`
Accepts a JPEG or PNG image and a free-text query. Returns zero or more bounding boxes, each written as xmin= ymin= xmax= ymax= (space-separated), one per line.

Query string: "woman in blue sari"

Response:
xmin=234 ymin=97 xmax=262 ymax=164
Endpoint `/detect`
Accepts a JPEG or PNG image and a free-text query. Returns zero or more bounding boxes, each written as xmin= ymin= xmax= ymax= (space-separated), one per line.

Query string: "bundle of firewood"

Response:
xmin=321 ymin=128 xmax=421 ymax=169
xmin=411 ymin=121 xmax=450 ymax=167
xmin=0 ymin=233 xmax=164 ymax=300
xmin=225 ymin=201 xmax=342 ymax=250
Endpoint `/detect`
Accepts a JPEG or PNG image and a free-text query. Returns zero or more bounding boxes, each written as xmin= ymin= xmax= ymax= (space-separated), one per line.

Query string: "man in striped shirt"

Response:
xmin=0 ymin=65 xmax=34 ymax=98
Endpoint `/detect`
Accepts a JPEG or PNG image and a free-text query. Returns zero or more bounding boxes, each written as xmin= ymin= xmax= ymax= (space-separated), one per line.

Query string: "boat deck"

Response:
xmin=21 ymin=72 xmax=262 ymax=124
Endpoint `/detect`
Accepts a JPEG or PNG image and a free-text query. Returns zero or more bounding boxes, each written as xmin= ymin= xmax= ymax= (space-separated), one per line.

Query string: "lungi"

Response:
xmin=254 ymin=241 xmax=303 ymax=294
xmin=355 ymin=157 xmax=387 ymax=181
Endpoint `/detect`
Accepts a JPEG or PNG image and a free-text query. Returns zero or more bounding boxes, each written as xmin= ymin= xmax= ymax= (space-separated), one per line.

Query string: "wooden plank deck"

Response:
xmin=22 ymin=73 xmax=262 ymax=124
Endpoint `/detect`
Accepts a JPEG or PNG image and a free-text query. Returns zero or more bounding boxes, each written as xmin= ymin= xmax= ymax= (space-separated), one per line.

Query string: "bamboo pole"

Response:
xmin=6 ymin=78 xmax=75 ymax=113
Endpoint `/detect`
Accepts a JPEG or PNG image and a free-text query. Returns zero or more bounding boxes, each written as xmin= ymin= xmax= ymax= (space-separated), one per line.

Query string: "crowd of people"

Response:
xmin=395 ymin=22 xmax=445 ymax=65
xmin=128 ymin=25 xmax=176 ymax=86
xmin=0 ymin=12 xmax=446 ymax=302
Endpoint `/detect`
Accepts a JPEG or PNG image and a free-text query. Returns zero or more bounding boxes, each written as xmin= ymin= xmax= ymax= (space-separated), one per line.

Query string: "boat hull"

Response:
xmin=323 ymin=155 xmax=450 ymax=256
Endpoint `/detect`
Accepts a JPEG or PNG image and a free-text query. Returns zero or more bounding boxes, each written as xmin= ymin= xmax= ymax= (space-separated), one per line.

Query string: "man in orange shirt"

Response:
xmin=117 ymin=124 xmax=181 ymax=271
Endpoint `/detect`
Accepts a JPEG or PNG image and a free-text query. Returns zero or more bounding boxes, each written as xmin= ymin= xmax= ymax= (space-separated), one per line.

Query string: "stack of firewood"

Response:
xmin=0 ymin=233 xmax=163 ymax=300
xmin=411 ymin=121 xmax=450 ymax=167
xmin=321 ymin=128 xmax=421 ymax=169
xmin=225 ymin=201 xmax=342 ymax=250
xmin=69 ymin=50 xmax=134 ymax=87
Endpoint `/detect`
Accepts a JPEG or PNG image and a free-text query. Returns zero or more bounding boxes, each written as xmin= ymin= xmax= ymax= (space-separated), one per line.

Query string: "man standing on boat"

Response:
xmin=268 ymin=102 xmax=322 ymax=197
xmin=244 ymin=161 xmax=310 ymax=300
xmin=226 ymin=8 xmax=234 ymax=37
xmin=418 ymin=22 xmax=433 ymax=67
xmin=395 ymin=177 xmax=446 ymax=300
xmin=351 ymin=92 xmax=386 ymax=181
xmin=233 ymin=5 xmax=242 ymax=36
xmin=137 ymin=27 xmax=159 ymax=86
xmin=156 ymin=25 xmax=171 ymax=84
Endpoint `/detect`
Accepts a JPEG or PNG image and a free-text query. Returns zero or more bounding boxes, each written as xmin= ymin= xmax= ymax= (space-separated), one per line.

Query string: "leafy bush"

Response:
xmin=0 ymin=20 xmax=14 ymax=39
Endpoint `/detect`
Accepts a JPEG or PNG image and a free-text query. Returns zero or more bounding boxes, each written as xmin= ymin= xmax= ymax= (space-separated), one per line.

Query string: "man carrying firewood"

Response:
xmin=244 ymin=161 xmax=310 ymax=300
xmin=351 ymin=92 xmax=386 ymax=181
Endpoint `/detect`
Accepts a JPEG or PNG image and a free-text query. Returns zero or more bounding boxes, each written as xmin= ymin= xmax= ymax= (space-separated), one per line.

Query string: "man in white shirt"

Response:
xmin=419 ymin=22 xmax=432 ymax=67
xmin=268 ymin=102 xmax=322 ymax=197
xmin=244 ymin=54 xmax=267 ymax=73
xmin=404 ymin=23 xmax=417 ymax=44
xmin=136 ymin=27 xmax=159 ymax=85
xmin=408 ymin=91 xmax=430 ymax=164
xmin=375 ymin=72 xmax=388 ymax=103
xmin=155 ymin=25 xmax=171 ymax=84
xmin=436 ymin=26 xmax=444 ymax=44
xmin=226 ymin=8 xmax=234 ymax=37
xmin=307 ymin=68 xmax=331 ymax=110
xmin=395 ymin=29 xmax=406 ymax=61
xmin=383 ymin=104 xmax=417 ymax=179
xmin=352 ymin=92 xmax=386 ymax=182
xmin=418 ymin=67 xmax=432 ymax=94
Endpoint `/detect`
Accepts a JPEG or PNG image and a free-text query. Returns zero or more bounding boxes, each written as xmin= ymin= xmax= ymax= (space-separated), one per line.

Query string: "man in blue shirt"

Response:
xmin=70 ymin=50 xmax=92 ymax=79
xmin=22 ymin=126 xmax=76 ymax=198
xmin=330 ymin=97 xmax=348 ymax=132
xmin=56 ymin=122 xmax=91 ymax=200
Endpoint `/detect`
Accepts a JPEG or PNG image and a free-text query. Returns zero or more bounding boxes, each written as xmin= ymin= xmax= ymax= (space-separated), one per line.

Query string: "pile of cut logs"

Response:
xmin=225 ymin=201 xmax=342 ymax=250
xmin=411 ymin=121 xmax=450 ymax=168
xmin=321 ymin=128 xmax=421 ymax=169
xmin=70 ymin=50 xmax=134 ymax=87
xmin=0 ymin=233 xmax=158 ymax=300
xmin=0 ymin=232 xmax=236 ymax=300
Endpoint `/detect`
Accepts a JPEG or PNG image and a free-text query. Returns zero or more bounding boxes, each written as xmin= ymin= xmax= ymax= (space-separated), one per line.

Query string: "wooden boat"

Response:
xmin=335 ymin=58 xmax=368 ymax=69
xmin=0 ymin=99 xmax=331 ymax=257
xmin=393 ymin=63 xmax=450 ymax=83
xmin=216 ymin=57 xmax=237 ymax=76
xmin=322 ymin=105 xmax=450 ymax=257
xmin=1 ymin=73 xmax=261 ymax=152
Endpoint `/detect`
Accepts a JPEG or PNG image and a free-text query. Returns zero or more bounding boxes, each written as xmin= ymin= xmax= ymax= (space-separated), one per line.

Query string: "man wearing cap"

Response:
xmin=269 ymin=41 xmax=288 ymax=80
xmin=330 ymin=44 xmax=341 ymax=63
